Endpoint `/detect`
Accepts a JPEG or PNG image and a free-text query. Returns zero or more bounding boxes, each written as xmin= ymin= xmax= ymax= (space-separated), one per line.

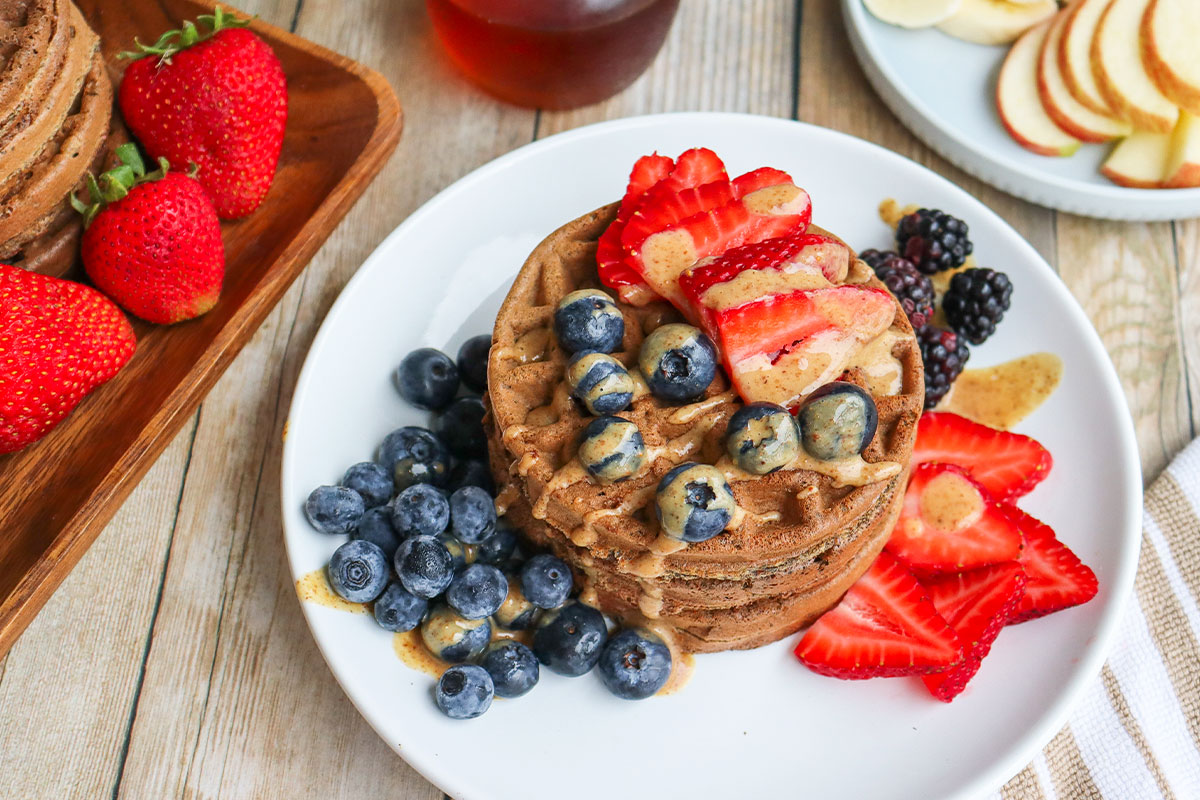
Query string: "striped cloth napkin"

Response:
xmin=988 ymin=437 xmax=1200 ymax=800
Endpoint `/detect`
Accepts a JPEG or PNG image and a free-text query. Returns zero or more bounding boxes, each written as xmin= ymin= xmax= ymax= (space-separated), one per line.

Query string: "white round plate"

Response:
xmin=842 ymin=0 xmax=1200 ymax=220
xmin=281 ymin=113 xmax=1141 ymax=800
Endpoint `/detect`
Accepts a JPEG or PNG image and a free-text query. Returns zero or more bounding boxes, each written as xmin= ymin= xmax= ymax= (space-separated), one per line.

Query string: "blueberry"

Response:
xmin=394 ymin=534 xmax=454 ymax=598
xmin=481 ymin=640 xmax=540 ymax=698
xmin=391 ymin=483 xmax=451 ymax=538
xmin=638 ymin=324 xmax=717 ymax=402
xmin=475 ymin=517 xmax=518 ymax=565
xmin=577 ymin=415 xmax=646 ymax=483
xmin=327 ymin=540 xmax=389 ymax=603
xmin=553 ymin=289 xmax=625 ymax=354
xmin=437 ymin=532 xmax=474 ymax=572
xmin=797 ymin=381 xmax=879 ymax=461
xmin=724 ymin=402 xmax=801 ymax=475
xmin=435 ymin=664 xmax=493 ymax=720
xmin=351 ymin=506 xmax=402 ymax=561
xmin=434 ymin=397 xmax=488 ymax=458
xmin=520 ymin=553 xmax=573 ymax=609
xmin=449 ymin=485 xmax=497 ymax=544
xmin=597 ymin=628 xmax=673 ymax=699
xmin=422 ymin=603 xmax=492 ymax=662
xmin=377 ymin=427 xmax=450 ymax=490
xmin=305 ymin=485 xmax=365 ymax=534
xmin=533 ymin=602 xmax=608 ymax=677
xmin=566 ymin=351 xmax=634 ymax=415
xmin=493 ymin=574 xmax=540 ymax=630
xmin=447 ymin=563 xmax=509 ymax=619
xmin=373 ymin=583 xmax=428 ymax=632
xmin=457 ymin=334 xmax=492 ymax=394
xmin=449 ymin=458 xmax=495 ymax=494
xmin=340 ymin=461 xmax=394 ymax=508
xmin=655 ymin=462 xmax=737 ymax=543
xmin=395 ymin=348 xmax=459 ymax=411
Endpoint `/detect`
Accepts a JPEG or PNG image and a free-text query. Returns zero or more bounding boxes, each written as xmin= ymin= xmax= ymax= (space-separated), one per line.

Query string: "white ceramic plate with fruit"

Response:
xmin=281 ymin=112 xmax=1140 ymax=800
xmin=846 ymin=0 xmax=1200 ymax=220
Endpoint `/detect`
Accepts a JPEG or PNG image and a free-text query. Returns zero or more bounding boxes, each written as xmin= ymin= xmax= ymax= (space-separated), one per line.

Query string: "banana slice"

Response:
xmin=863 ymin=0 xmax=964 ymax=28
xmin=936 ymin=0 xmax=1058 ymax=45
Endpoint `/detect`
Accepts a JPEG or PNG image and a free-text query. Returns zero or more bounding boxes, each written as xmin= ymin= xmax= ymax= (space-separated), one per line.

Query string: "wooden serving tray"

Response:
xmin=0 ymin=0 xmax=402 ymax=657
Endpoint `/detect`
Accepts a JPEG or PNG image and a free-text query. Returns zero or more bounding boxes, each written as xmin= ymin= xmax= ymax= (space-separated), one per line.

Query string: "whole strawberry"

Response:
xmin=0 ymin=264 xmax=136 ymax=454
xmin=76 ymin=144 xmax=226 ymax=324
xmin=118 ymin=7 xmax=287 ymax=219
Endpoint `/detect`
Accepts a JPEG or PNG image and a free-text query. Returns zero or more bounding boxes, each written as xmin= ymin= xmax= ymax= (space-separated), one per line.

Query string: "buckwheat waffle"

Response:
xmin=485 ymin=204 xmax=924 ymax=653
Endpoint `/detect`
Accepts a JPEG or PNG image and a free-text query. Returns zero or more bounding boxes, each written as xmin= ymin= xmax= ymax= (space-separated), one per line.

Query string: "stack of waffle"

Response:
xmin=0 ymin=0 xmax=118 ymax=276
xmin=486 ymin=205 xmax=924 ymax=654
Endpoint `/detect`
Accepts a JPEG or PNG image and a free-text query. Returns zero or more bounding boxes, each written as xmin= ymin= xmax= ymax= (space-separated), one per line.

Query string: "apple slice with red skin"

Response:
xmin=998 ymin=20 xmax=1081 ymax=157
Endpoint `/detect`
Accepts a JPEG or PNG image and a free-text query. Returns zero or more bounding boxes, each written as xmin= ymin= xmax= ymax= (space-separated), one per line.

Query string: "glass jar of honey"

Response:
xmin=427 ymin=0 xmax=680 ymax=110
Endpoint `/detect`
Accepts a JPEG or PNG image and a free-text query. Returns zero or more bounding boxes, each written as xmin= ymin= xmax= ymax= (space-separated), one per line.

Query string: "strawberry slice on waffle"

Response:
xmin=596 ymin=153 xmax=675 ymax=301
xmin=626 ymin=183 xmax=813 ymax=310
xmin=678 ymin=231 xmax=851 ymax=336
xmin=920 ymin=562 xmax=1028 ymax=702
xmin=710 ymin=284 xmax=894 ymax=407
xmin=794 ymin=551 xmax=962 ymax=679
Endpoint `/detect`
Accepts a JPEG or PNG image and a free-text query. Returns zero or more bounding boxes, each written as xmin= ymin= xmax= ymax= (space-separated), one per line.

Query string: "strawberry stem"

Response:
xmin=71 ymin=144 xmax=172 ymax=229
xmin=117 ymin=5 xmax=253 ymax=64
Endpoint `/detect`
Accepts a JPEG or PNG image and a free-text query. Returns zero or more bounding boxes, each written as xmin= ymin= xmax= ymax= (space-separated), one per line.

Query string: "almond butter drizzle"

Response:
xmin=666 ymin=390 xmax=739 ymax=424
xmin=699 ymin=265 xmax=831 ymax=311
xmin=717 ymin=448 xmax=900 ymax=489
xmin=295 ymin=569 xmax=369 ymax=614
xmin=938 ymin=352 xmax=1063 ymax=430
xmin=532 ymin=459 xmax=589 ymax=519
xmin=495 ymin=327 xmax=552 ymax=364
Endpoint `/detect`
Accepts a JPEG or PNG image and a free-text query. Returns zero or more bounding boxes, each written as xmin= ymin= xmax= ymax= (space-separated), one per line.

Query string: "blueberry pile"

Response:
xmin=861 ymin=207 xmax=1013 ymax=409
xmin=305 ymin=330 xmax=675 ymax=718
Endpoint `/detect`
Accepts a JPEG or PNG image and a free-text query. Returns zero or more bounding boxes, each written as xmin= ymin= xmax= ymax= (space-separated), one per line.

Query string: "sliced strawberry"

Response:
xmin=1001 ymin=506 xmax=1099 ymax=623
xmin=920 ymin=562 xmax=1027 ymax=702
xmin=597 ymin=153 xmax=674 ymax=295
xmin=620 ymin=179 xmax=736 ymax=255
xmin=629 ymin=184 xmax=813 ymax=310
xmin=887 ymin=462 xmax=1025 ymax=573
xmin=795 ymin=551 xmax=962 ymax=679
xmin=715 ymin=285 xmax=894 ymax=407
xmin=661 ymin=147 xmax=728 ymax=189
xmin=676 ymin=230 xmax=854 ymax=316
xmin=732 ymin=167 xmax=792 ymax=195
xmin=912 ymin=412 xmax=1053 ymax=500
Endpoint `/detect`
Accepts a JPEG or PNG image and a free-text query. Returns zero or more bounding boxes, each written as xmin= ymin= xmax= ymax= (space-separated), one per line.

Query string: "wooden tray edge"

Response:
xmin=0 ymin=7 xmax=404 ymax=658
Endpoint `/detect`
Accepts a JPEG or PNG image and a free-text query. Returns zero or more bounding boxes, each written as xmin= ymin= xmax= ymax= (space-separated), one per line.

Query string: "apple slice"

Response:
xmin=936 ymin=0 xmax=1057 ymax=46
xmin=1142 ymin=0 xmax=1200 ymax=117
xmin=1101 ymin=131 xmax=1171 ymax=187
xmin=1039 ymin=9 xmax=1132 ymax=143
xmin=1058 ymin=0 xmax=1118 ymax=115
xmin=864 ymin=0 xmax=963 ymax=28
xmin=1165 ymin=111 xmax=1200 ymax=187
xmin=998 ymin=21 xmax=1081 ymax=156
xmin=1093 ymin=0 xmax=1178 ymax=134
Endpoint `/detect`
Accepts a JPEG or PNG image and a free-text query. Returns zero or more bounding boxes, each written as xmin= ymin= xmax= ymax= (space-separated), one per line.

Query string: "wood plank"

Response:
xmin=1171 ymin=220 xmax=1200 ymax=438
xmin=796 ymin=0 xmax=1056 ymax=264
xmin=538 ymin=0 xmax=796 ymax=135
xmin=1055 ymin=216 xmax=1192 ymax=481
xmin=112 ymin=0 xmax=532 ymax=797
xmin=0 ymin=425 xmax=194 ymax=798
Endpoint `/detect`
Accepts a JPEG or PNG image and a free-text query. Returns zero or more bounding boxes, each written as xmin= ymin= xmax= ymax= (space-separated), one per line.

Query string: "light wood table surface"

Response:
xmin=2 ymin=2 xmax=1196 ymax=797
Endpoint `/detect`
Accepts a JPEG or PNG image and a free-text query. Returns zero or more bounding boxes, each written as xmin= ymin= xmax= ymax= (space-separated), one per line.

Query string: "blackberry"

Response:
xmin=918 ymin=327 xmax=969 ymax=410
xmin=858 ymin=249 xmax=898 ymax=272
xmin=943 ymin=268 xmax=1012 ymax=345
xmin=871 ymin=254 xmax=934 ymax=330
xmin=896 ymin=209 xmax=972 ymax=275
